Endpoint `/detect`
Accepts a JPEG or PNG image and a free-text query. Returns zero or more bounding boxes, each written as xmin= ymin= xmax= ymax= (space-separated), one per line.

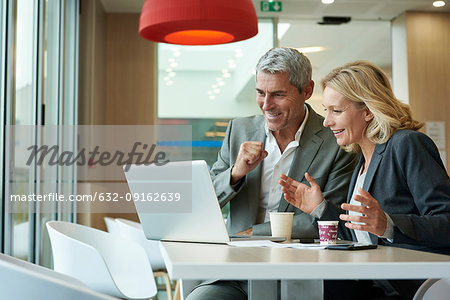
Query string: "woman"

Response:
xmin=279 ymin=61 xmax=450 ymax=299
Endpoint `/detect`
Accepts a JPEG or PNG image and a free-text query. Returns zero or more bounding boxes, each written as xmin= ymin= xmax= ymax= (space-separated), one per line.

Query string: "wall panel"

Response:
xmin=79 ymin=9 xmax=158 ymax=229
xmin=406 ymin=11 xmax=450 ymax=171
xmin=105 ymin=13 xmax=157 ymax=125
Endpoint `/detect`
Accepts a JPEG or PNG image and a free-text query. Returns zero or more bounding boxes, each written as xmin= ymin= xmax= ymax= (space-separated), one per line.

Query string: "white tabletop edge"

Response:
xmin=160 ymin=242 xmax=450 ymax=280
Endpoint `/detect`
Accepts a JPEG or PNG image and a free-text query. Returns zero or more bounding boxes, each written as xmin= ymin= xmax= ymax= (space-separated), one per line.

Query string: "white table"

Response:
xmin=160 ymin=241 xmax=450 ymax=299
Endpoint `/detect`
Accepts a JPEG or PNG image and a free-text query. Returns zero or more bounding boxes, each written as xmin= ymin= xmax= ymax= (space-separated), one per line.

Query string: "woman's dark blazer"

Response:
xmin=321 ymin=130 xmax=450 ymax=255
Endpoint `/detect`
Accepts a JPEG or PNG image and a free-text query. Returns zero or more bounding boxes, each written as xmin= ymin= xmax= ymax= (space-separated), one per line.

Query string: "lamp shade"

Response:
xmin=139 ymin=0 xmax=258 ymax=45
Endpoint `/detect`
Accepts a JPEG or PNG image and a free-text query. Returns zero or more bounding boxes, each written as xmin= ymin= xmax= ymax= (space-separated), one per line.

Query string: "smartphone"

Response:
xmin=298 ymin=238 xmax=315 ymax=244
xmin=326 ymin=244 xmax=378 ymax=250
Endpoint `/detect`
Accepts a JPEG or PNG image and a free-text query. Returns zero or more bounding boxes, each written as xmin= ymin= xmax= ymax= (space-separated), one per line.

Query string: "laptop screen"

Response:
xmin=124 ymin=160 xmax=231 ymax=243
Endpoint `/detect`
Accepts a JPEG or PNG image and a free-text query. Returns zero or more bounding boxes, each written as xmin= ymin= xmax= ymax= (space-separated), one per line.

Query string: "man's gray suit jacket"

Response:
xmin=210 ymin=105 xmax=358 ymax=238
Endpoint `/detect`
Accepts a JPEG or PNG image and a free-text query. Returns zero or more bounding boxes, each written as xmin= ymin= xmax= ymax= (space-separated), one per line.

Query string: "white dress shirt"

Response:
xmin=257 ymin=106 xmax=309 ymax=223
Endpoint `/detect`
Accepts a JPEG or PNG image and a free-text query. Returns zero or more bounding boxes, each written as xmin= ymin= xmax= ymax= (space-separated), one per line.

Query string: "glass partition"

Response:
xmin=9 ymin=0 xmax=38 ymax=262
xmin=3 ymin=0 xmax=79 ymax=266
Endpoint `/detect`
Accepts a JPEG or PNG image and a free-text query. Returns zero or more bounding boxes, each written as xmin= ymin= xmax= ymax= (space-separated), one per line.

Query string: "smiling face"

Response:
xmin=256 ymin=71 xmax=312 ymax=138
xmin=322 ymin=86 xmax=373 ymax=147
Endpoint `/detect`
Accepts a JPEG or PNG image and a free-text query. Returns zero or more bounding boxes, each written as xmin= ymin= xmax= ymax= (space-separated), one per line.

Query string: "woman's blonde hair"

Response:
xmin=321 ymin=61 xmax=423 ymax=152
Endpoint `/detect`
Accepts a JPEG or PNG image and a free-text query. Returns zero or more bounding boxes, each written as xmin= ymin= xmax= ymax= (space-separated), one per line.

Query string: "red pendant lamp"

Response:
xmin=139 ymin=0 xmax=258 ymax=45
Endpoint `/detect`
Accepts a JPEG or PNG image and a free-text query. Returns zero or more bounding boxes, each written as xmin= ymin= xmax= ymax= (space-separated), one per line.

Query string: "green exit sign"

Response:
xmin=260 ymin=1 xmax=282 ymax=12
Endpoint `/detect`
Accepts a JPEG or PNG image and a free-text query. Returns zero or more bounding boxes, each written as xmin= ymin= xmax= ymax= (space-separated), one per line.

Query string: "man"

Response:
xmin=187 ymin=47 xmax=357 ymax=299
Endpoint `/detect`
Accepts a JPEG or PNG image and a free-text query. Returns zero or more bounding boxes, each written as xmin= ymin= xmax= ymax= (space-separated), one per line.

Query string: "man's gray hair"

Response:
xmin=255 ymin=47 xmax=312 ymax=93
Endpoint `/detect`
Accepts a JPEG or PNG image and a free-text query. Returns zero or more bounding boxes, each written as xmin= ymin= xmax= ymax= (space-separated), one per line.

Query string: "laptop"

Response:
xmin=124 ymin=160 xmax=285 ymax=244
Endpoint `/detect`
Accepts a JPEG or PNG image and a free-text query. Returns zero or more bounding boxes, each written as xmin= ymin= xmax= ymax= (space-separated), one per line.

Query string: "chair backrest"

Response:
xmin=0 ymin=252 xmax=115 ymax=300
xmin=413 ymin=278 xmax=450 ymax=300
xmin=115 ymin=218 xmax=166 ymax=270
xmin=46 ymin=221 xmax=157 ymax=299
xmin=103 ymin=217 xmax=120 ymax=235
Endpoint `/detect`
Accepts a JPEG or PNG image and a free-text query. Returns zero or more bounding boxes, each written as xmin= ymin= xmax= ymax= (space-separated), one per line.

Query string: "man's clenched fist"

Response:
xmin=230 ymin=141 xmax=268 ymax=185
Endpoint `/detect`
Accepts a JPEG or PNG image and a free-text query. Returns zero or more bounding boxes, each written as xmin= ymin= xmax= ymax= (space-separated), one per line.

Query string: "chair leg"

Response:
xmin=154 ymin=271 xmax=173 ymax=300
xmin=173 ymin=280 xmax=181 ymax=300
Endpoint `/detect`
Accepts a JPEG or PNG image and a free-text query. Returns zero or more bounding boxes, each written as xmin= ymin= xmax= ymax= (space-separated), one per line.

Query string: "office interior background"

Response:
xmin=0 ymin=0 xmax=449 ymax=275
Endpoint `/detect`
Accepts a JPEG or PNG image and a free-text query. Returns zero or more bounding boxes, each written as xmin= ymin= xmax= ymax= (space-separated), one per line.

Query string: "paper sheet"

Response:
xmin=227 ymin=240 xmax=327 ymax=250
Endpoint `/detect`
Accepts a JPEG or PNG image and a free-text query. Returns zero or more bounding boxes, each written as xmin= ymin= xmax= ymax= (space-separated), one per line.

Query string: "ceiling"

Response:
xmin=99 ymin=0 xmax=449 ymax=114
xmin=99 ymin=0 xmax=449 ymax=78
xmin=100 ymin=0 xmax=450 ymax=19
xmin=255 ymin=0 xmax=450 ymax=20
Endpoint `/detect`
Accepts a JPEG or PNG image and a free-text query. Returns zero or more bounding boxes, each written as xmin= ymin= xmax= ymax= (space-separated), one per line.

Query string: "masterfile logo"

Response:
xmin=26 ymin=142 xmax=169 ymax=171
xmin=5 ymin=125 xmax=193 ymax=213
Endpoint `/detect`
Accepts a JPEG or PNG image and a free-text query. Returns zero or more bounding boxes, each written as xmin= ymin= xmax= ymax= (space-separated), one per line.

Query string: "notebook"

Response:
xmin=124 ymin=160 xmax=285 ymax=244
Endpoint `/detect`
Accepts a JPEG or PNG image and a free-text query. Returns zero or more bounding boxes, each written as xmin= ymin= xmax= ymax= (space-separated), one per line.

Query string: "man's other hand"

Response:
xmin=236 ymin=228 xmax=253 ymax=236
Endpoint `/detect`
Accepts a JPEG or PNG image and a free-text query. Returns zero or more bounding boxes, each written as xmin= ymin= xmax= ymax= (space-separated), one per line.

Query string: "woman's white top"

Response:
xmin=349 ymin=167 xmax=372 ymax=245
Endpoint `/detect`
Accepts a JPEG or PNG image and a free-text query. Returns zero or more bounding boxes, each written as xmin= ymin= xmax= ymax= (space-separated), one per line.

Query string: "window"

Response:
xmin=277 ymin=18 xmax=391 ymax=115
xmin=158 ymin=19 xmax=275 ymax=167
xmin=2 ymin=0 xmax=79 ymax=266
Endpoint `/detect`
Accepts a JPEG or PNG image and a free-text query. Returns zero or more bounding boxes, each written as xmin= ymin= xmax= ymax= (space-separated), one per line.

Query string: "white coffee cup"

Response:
xmin=270 ymin=212 xmax=294 ymax=241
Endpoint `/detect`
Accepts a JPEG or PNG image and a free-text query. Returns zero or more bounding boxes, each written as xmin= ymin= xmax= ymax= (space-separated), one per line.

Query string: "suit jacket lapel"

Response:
xmin=279 ymin=105 xmax=324 ymax=212
xmin=246 ymin=119 xmax=267 ymax=221
xmin=347 ymin=143 xmax=386 ymax=202
xmin=362 ymin=143 xmax=386 ymax=192
xmin=349 ymin=143 xmax=387 ymax=244
xmin=364 ymin=143 xmax=387 ymax=244
xmin=346 ymin=156 xmax=363 ymax=241
xmin=347 ymin=156 xmax=364 ymax=203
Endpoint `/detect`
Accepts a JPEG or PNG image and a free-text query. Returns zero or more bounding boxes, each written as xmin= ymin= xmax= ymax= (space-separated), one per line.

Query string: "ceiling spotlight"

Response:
xmin=321 ymin=0 xmax=335 ymax=4
xmin=297 ymin=46 xmax=325 ymax=53
xmin=433 ymin=1 xmax=446 ymax=7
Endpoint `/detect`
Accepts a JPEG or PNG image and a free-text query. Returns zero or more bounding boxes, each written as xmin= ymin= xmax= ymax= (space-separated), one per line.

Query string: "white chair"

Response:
xmin=115 ymin=218 xmax=165 ymax=270
xmin=413 ymin=278 xmax=450 ymax=300
xmin=0 ymin=252 xmax=115 ymax=300
xmin=46 ymin=221 xmax=157 ymax=299
xmin=103 ymin=216 xmax=120 ymax=235
xmin=115 ymin=218 xmax=180 ymax=300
